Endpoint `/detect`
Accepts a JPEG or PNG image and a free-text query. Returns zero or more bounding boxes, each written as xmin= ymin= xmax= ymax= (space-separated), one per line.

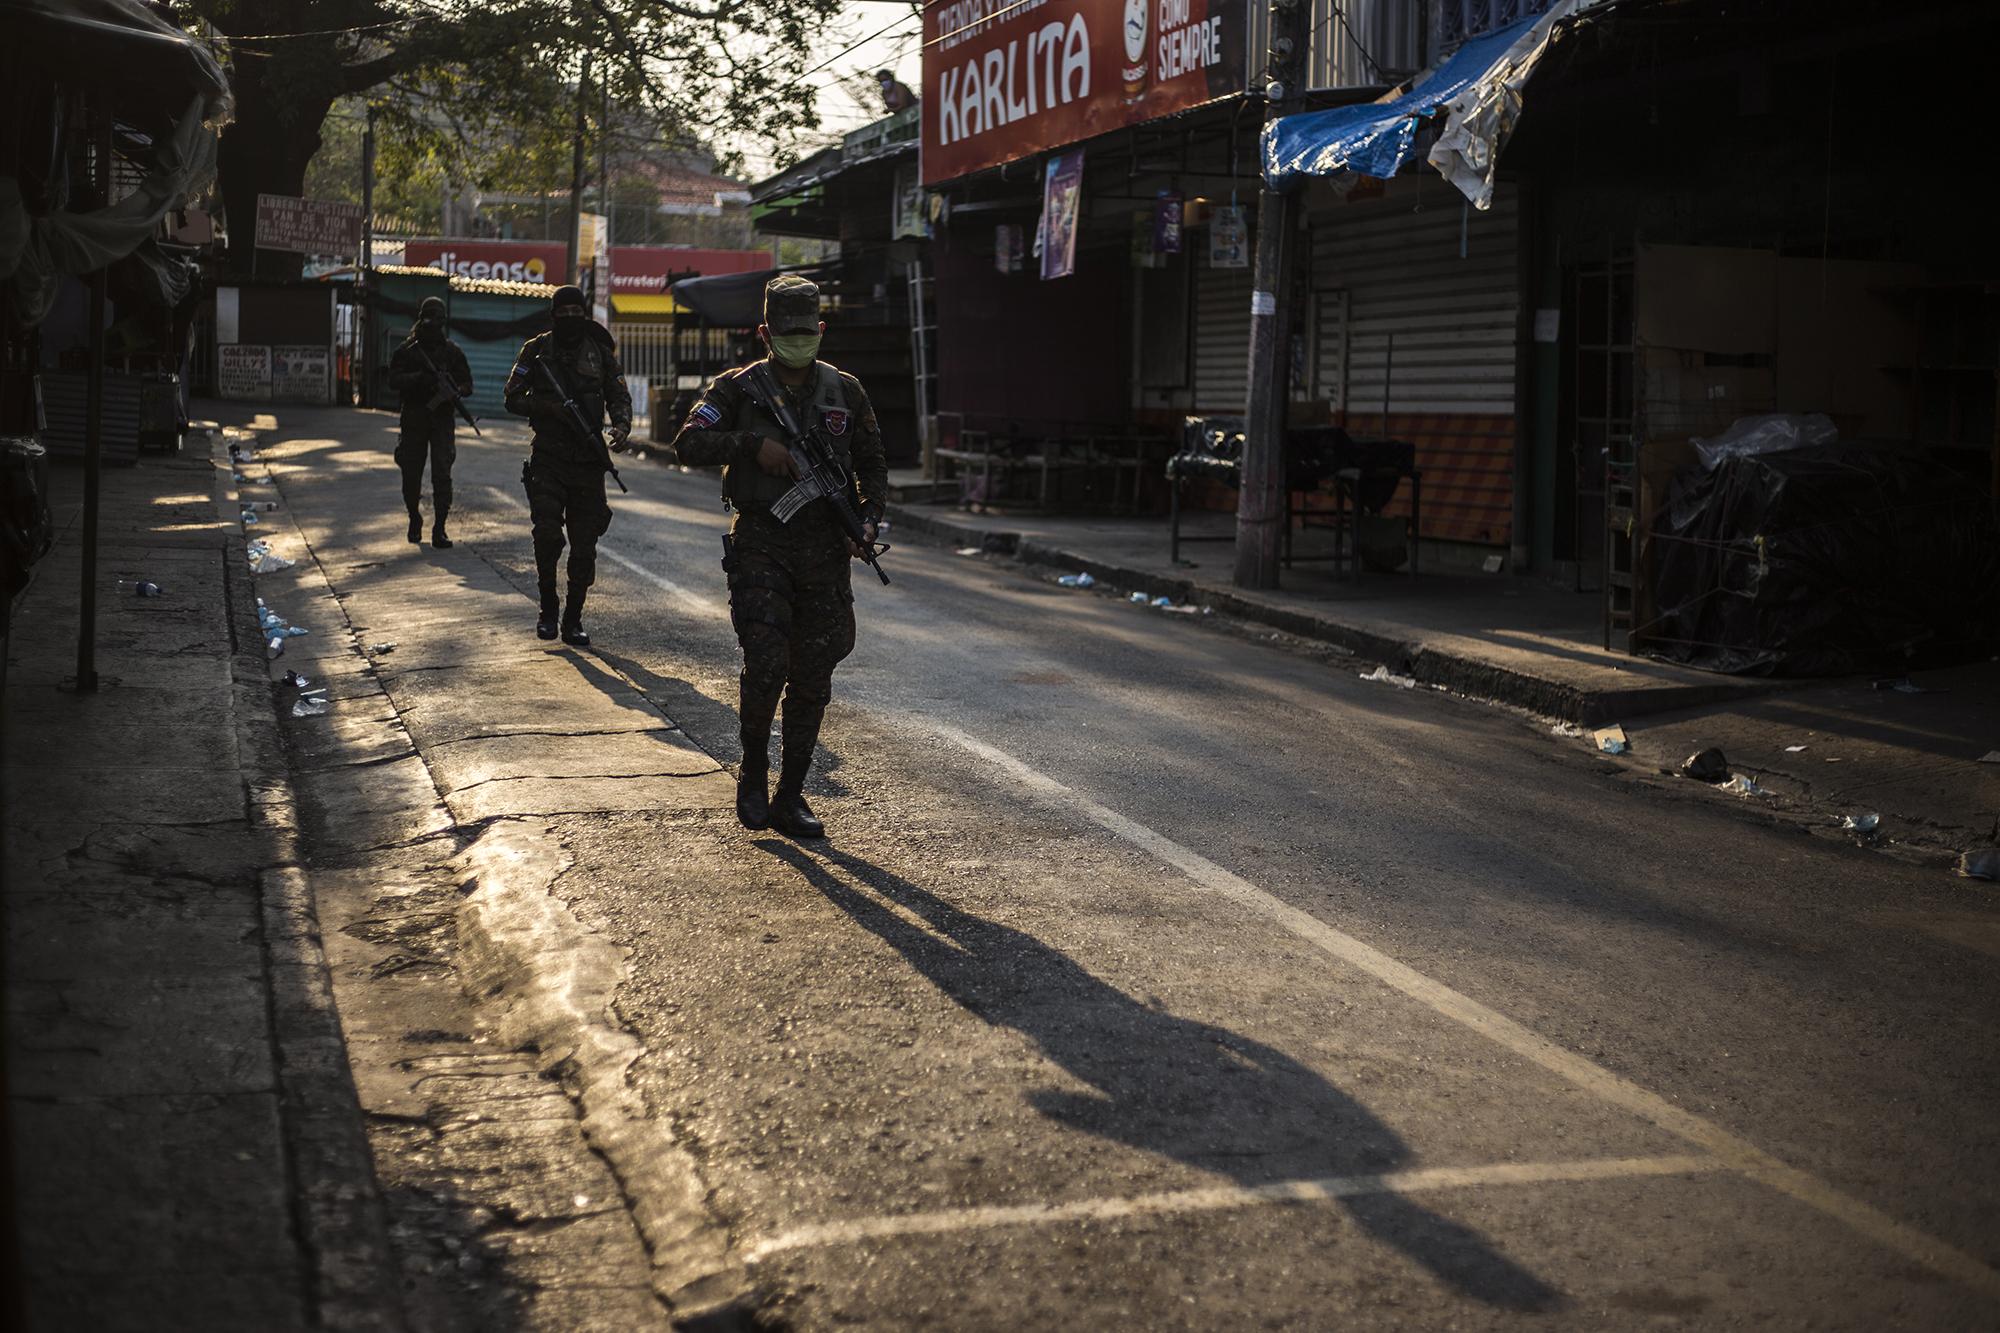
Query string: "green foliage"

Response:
xmin=187 ymin=0 xmax=852 ymax=186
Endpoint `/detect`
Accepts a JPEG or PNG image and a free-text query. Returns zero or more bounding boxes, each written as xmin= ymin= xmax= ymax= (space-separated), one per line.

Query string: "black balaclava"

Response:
xmin=552 ymin=285 xmax=588 ymax=345
xmin=416 ymin=296 xmax=446 ymax=342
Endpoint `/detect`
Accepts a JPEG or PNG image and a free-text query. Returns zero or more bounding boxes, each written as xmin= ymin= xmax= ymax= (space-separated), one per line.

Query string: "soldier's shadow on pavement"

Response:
xmin=759 ymin=840 xmax=1564 ymax=1313
xmin=590 ymin=647 xmax=853 ymax=797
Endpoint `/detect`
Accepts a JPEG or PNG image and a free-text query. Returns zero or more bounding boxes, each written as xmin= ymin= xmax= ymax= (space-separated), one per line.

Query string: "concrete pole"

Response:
xmin=599 ymin=77 xmax=611 ymax=303
xmin=76 ymin=107 xmax=112 ymax=693
xmin=359 ymin=106 xmax=377 ymax=407
xmin=1234 ymin=0 xmax=1310 ymax=590
xmin=565 ymin=56 xmax=591 ymax=286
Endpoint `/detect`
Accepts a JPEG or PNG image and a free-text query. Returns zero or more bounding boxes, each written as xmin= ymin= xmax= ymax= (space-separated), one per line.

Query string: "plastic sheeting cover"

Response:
xmin=1427 ymin=0 xmax=1597 ymax=210
xmin=1645 ymin=446 xmax=2000 ymax=677
xmin=8 ymin=0 xmax=232 ymax=121
xmin=1262 ymin=15 xmax=1543 ymax=191
xmin=1263 ymin=0 xmax=1598 ymax=206
xmin=0 ymin=94 xmax=218 ymax=330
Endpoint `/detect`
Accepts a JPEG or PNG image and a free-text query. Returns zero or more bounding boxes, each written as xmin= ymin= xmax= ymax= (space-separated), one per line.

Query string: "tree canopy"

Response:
xmin=183 ymin=0 xmax=853 ymax=268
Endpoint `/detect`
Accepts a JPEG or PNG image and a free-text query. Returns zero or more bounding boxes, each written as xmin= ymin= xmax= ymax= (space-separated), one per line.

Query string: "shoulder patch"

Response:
xmin=689 ymin=401 xmax=723 ymax=429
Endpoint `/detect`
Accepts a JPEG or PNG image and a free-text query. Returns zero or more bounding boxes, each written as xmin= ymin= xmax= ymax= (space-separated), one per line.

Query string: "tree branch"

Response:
xmin=339 ymin=49 xmax=415 ymax=93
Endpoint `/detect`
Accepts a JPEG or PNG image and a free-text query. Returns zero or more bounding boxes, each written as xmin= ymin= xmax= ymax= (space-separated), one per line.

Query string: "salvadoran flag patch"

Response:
xmin=689 ymin=401 xmax=723 ymax=428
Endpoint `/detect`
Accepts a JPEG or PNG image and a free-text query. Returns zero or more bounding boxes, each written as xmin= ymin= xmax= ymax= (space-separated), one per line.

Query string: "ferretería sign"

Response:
xmin=921 ymin=0 xmax=1247 ymax=186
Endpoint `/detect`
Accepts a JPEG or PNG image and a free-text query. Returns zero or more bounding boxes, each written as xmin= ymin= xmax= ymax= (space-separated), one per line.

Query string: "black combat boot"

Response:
xmin=536 ymin=584 xmax=560 ymax=640
xmin=768 ymin=789 xmax=824 ymax=840
xmin=736 ymin=749 xmax=770 ymax=831
xmin=431 ymin=519 xmax=452 ymax=549
xmin=769 ymin=721 xmax=825 ymax=839
xmin=407 ymin=510 xmax=423 ymax=544
xmin=559 ymin=583 xmax=590 ymax=647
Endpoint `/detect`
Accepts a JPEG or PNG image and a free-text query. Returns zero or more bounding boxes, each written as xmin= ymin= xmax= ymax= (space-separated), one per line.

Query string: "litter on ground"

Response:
xmin=1359 ymin=666 xmax=1416 ymax=689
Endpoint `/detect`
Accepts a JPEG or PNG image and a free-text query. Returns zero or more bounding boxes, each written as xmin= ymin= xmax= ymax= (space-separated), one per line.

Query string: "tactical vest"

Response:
xmin=531 ymin=334 xmax=614 ymax=464
xmin=721 ymin=361 xmax=852 ymax=517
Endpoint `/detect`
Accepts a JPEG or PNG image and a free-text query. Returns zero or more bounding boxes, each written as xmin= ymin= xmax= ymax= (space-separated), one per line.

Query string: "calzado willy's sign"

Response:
xmin=921 ymin=0 xmax=1247 ymax=186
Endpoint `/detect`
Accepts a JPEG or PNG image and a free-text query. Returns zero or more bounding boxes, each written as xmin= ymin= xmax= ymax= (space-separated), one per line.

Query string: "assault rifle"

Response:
xmin=533 ymin=355 xmax=627 ymax=493
xmin=743 ymin=363 xmax=889 ymax=585
xmin=413 ymin=345 xmax=480 ymax=436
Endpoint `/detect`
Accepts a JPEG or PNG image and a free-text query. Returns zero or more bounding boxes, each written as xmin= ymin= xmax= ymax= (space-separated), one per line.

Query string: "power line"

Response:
xmin=216 ymin=17 xmax=410 ymax=42
xmin=787 ymin=14 xmax=918 ymax=88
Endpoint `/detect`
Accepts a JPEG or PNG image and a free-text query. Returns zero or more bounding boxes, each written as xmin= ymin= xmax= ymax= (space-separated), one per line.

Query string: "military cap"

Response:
xmin=418 ymin=296 xmax=446 ymax=319
xmin=764 ymin=275 xmax=821 ymax=333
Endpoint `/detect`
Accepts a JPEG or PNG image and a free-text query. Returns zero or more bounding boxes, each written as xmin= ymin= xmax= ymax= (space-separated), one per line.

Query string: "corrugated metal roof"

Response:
xmin=371 ymin=264 xmax=553 ymax=299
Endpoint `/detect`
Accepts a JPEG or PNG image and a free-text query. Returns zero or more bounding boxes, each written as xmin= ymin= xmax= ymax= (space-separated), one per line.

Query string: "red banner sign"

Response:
xmin=921 ymin=0 xmax=1247 ymax=186
xmin=607 ymin=247 xmax=769 ymax=293
xmin=401 ymin=239 xmax=568 ymax=285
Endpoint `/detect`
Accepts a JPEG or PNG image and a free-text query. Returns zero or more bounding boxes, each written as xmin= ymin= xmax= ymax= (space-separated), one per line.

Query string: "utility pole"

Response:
xmin=597 ymin=75 xmax=610 ymax=315
xmin=76 ymin=106 xmax=112 ymax=692
xmin=359 ymin=104 xmax=376 ymax=407
xmin=565 ymin=55 xmax=591 ymax=286
xmin=1234 ymin=0 xmax=1310 ymax=590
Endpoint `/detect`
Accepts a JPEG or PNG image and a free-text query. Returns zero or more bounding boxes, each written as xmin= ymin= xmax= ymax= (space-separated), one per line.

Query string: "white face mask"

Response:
xmin=769 ymin=332 xmax=822 ymax=368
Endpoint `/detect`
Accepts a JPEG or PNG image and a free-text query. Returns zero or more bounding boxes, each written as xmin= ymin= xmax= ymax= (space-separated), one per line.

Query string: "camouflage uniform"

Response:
xmin=502 ymin=322 xmax=632 ymax=626
xmin=386 ymin=310 xmax=471 ymax=540
xmin=670 ymin=301 xmax=886 ymax=809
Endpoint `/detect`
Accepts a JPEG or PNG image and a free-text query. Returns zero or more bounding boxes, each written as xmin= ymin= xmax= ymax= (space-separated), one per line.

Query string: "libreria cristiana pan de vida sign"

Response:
xmin=920 ymin=0 xmax=1248 ymax=186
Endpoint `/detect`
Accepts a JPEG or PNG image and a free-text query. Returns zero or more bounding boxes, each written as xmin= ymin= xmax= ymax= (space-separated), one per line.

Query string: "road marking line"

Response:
xmin=744 ymin=1154 xmax=1724 ymax=1262
xmin=483 ymin=485 xmax=715 ymax=618
xmin=926 ymin=721 xmax=2000 ymax=1301
xmin=475 ymin=526 xmax=2000 ymax=1300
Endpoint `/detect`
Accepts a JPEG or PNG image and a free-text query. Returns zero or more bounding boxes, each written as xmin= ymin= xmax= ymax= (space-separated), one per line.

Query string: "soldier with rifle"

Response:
xmin=503 ymin=284 xmax=632 ymax=646
xmin=670 ymin=275 xmax=889 ymax=839
xmin=387 ymin=296 xmax=474 ymax=548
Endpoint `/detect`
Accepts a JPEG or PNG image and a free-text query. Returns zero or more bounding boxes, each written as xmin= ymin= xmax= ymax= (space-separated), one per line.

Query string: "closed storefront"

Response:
xmin=1308 ymin=180 xmax=1522 ymax=547
xmin=1191 ymin=261 xmax=1255 ymax=414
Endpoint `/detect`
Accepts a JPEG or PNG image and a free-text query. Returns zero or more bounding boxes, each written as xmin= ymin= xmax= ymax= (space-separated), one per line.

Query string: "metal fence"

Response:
xmin=611 ymin=321 xmax=675 ymax=385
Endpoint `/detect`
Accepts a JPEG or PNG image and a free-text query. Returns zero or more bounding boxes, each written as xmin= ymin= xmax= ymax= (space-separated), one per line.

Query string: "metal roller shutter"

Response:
xmin=41 ymin=371 xmax=142 ymax=466
xmin=1191 ymin=262 xmax=1255 ymax=414
xmin=1308 ymin=189 xmax=1522 ymax=546
xmin=1311 ymin=191 xmax=1520 ymax=415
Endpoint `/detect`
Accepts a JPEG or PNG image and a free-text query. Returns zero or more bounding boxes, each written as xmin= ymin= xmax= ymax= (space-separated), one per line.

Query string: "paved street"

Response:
xmin=235 ymin=404 xmax=2000 ymax=1329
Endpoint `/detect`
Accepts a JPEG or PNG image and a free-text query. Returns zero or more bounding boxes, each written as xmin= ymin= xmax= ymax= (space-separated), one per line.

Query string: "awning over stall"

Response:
xmin=669 ymin=265 xmax=837 ymax=327
xmin=669 ymin=268 xmax=778 ymax=327
xmin=1261 ymin=0 xmax=1597 ymax=205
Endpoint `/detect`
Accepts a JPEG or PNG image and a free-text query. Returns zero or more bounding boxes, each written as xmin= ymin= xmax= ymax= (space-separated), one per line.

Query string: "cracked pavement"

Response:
xmin=231 ymin=402 xmax=2000 ymax=1329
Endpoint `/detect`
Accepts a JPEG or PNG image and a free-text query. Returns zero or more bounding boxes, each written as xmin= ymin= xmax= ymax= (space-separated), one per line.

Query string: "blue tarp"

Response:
xmin=1261 ymin=16 xmax=1540 ymax=191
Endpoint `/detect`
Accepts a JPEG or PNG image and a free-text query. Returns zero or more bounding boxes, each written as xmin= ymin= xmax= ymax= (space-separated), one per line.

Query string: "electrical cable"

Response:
xmin=787 ymin=14 xmax=919 ymax=87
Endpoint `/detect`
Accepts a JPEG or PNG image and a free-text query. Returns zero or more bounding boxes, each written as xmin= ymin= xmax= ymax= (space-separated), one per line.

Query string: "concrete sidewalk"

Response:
xmin=228 ymin=403 xmax=739 ymax=1326
xmin=2 ymin=428 xmax=396 ymax=1328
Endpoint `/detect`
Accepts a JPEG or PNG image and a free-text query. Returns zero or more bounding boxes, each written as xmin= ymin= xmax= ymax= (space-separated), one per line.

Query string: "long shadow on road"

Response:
xmin=762 ymin=840 xmax=1564 ymax=1312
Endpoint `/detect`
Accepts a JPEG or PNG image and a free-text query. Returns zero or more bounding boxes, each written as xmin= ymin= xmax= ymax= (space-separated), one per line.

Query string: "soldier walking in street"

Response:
xmin=504 ymin=284 xmax=631 ymax=646
xmin=670 ymin=275 xmax=888 ymax=839
xmin=387 ymin=296 xmax=472 ymax=548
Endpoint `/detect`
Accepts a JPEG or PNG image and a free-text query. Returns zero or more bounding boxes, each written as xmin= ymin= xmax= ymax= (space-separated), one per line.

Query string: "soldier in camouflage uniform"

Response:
xmin=386 ymin=296 xmax=471 ymax=548
xmin=670 ymin=275 xmax=887 ymax=839
xmin=503 ymin=284 xmax=632 ymax=646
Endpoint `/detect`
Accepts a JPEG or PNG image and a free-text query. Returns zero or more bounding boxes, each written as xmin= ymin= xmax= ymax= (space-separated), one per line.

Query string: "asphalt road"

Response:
xmin=347 ymin=414 xmax=2000 ymax=1327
